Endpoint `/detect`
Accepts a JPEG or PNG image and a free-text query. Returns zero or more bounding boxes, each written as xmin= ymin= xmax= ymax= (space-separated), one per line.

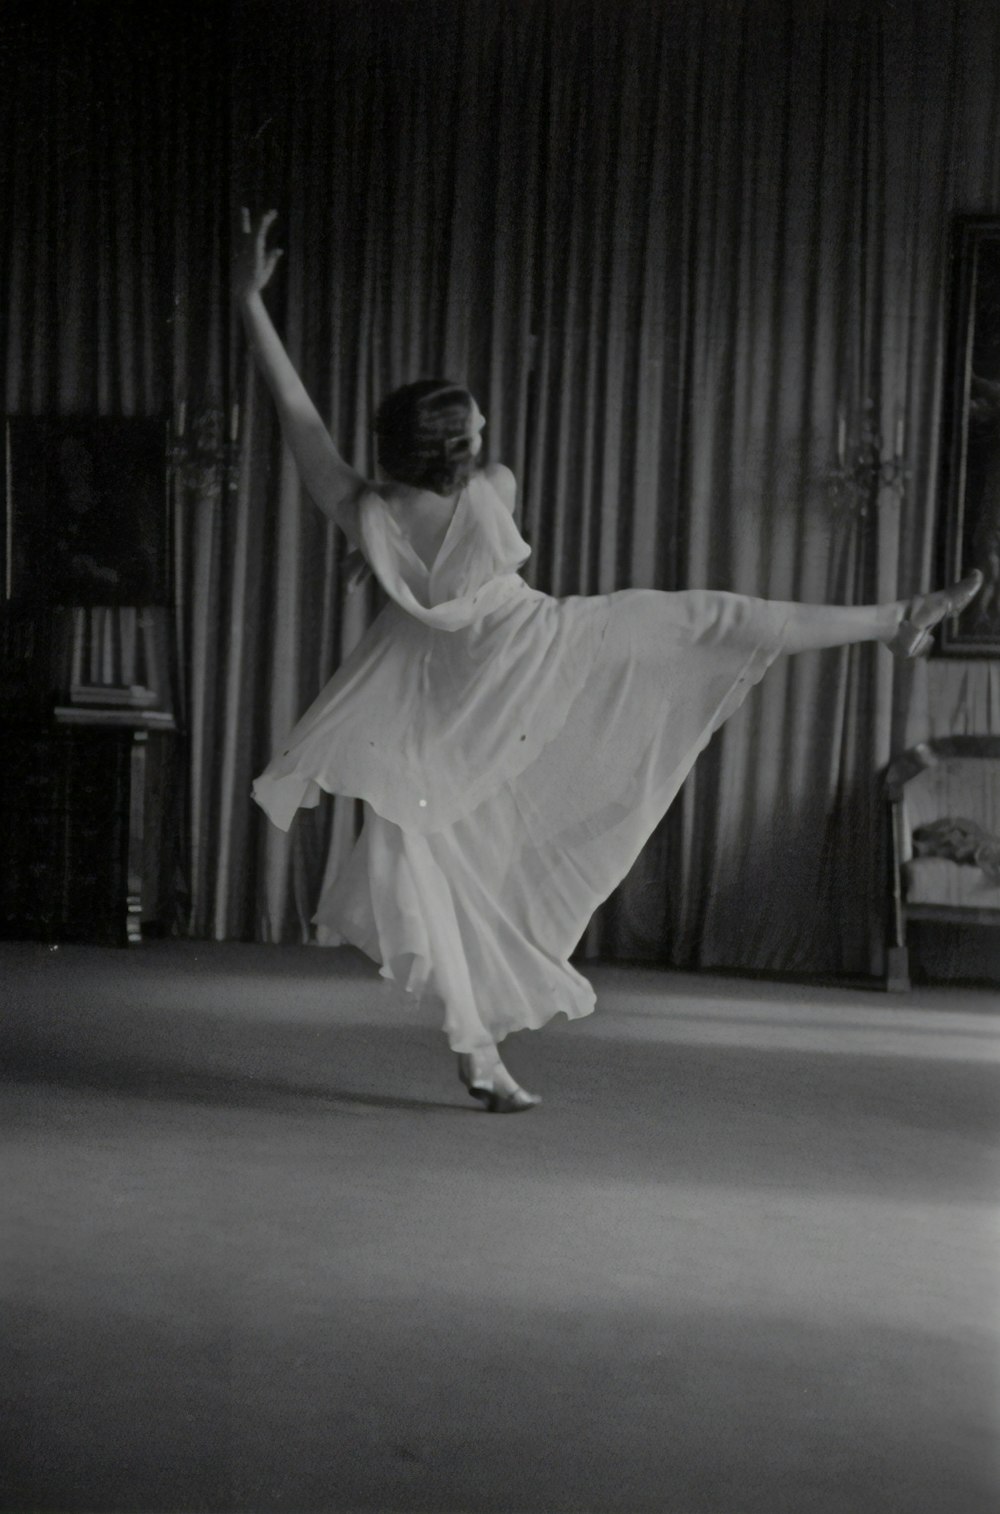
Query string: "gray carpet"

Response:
xmin=3 ymin=941 xmax=999 ymax=1514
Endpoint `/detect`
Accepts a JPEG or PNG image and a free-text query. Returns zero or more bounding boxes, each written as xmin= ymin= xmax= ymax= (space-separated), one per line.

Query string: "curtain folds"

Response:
xmin=4 ymin=0 xmax=1000 ymax=973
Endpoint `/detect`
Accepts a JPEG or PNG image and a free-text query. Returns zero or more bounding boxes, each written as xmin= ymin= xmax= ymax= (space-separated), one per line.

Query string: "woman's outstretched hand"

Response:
xmin=233 ymin=207 xmax=283 ymax=301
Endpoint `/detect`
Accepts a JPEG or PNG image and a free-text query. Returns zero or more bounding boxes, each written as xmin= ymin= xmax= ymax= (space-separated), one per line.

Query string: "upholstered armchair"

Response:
xmin=885 ymin=736 xmax=1000 ymax=990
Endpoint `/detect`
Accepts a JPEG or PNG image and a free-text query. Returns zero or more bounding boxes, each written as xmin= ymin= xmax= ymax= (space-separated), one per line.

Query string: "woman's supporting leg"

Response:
xmin=457 ymin=1045 xmax=542 ymax=1113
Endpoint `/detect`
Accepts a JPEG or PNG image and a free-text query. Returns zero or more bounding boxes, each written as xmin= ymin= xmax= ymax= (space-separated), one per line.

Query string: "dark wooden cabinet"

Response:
xmin=0 ymin=721 xmax=176 ymax=945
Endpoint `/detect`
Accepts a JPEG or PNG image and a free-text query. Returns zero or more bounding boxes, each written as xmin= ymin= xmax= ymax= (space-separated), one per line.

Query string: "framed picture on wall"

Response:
xmin=938 ymin=216 xmax=1000 ymax=656
xmin=3 ymin=417 xmax=170 ymax=607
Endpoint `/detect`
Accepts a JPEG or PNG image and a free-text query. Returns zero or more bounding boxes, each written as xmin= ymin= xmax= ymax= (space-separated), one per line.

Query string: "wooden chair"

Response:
xmin=885 ymin=736 xmax=1000 ymax=990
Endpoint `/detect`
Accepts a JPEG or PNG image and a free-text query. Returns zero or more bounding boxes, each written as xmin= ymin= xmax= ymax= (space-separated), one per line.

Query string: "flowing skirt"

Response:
xmin=313 ymin=588 xmax=790 ymax=1051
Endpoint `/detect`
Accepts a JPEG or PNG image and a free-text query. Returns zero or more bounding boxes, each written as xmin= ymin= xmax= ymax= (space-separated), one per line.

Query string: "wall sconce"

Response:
xmin=827 ymin=400 xmax=909 ymax=519
xmin=169 ymin=400 xmax=241 ymax=501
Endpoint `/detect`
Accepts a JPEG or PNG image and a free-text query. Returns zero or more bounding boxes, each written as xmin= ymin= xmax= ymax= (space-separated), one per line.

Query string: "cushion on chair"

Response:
xmin=912 ymin=817 xmax=1000 ymax=882
xmin=900 ymin=758 xmax=1000 ymax=864
xmin=903 ymin=856 xmax=1000 ymax=909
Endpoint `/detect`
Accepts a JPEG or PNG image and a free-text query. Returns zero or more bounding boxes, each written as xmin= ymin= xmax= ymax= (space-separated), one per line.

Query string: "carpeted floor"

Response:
xmin=3 ymin=940 xmax=999 ymax=1514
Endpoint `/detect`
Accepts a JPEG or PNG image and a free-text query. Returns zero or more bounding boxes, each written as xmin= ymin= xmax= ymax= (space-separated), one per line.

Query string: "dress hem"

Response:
xmin=316 ymin=920 xmax=597 ymax=1050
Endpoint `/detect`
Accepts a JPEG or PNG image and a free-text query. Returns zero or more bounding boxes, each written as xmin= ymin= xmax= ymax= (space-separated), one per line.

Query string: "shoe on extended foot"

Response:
xmin=887 ymin=570 xmax=983 ymax=657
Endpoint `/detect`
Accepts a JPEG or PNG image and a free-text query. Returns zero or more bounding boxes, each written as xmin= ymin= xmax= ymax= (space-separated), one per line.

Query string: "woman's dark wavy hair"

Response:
xmin=373 ymin=378 xmax=479 ymax=494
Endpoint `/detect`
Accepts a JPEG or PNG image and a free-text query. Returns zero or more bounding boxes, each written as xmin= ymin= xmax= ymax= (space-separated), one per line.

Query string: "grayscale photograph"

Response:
xmin=2 ymin=2 xmax=998 ymax=1512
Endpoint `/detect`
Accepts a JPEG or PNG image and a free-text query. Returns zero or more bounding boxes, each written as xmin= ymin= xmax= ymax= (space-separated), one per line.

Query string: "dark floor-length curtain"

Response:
xmin=5 ymin=0 xmax=1000 ymax=973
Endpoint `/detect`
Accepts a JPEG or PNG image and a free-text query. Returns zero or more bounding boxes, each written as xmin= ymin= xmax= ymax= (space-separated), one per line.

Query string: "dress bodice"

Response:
xmin=358 ymin=472 xmax=532 ymax=629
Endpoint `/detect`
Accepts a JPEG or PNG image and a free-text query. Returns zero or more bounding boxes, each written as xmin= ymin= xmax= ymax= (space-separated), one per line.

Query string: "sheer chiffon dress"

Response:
xmin=253 ymin=471 xmax=791 ymax=1052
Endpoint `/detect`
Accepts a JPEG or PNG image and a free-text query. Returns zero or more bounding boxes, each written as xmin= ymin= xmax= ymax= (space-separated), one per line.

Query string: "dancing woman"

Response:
xmin=235 ymin=209 xmax=982 ymax=1113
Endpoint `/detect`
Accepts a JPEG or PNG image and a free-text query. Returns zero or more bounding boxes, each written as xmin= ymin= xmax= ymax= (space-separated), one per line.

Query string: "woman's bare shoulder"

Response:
xmin=482 ymin=462 xmax=517 ymax=512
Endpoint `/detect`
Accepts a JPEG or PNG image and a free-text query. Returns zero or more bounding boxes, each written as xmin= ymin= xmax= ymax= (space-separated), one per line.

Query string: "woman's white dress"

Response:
xmin=253 ymin=471 xmax=791 ymax=1051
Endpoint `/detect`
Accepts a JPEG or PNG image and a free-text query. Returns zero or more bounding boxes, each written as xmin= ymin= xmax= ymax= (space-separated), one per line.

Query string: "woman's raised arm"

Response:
xmin=234 ymin=209 xmax=366 ymax=542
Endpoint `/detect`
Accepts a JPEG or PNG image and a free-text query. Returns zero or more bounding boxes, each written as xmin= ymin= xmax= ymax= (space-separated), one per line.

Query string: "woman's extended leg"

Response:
xmin=780 ymin=600 xmax=902 ymax=654
xmin=779 ymin=571 xmax=983 ymax=656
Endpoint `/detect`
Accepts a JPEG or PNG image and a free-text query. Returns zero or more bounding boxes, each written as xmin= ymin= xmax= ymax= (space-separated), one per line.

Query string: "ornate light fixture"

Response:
xmin=169 ymin=399 xmax=241 ymax=501
xmin=827 ymin=400 xmax=909 ymax=519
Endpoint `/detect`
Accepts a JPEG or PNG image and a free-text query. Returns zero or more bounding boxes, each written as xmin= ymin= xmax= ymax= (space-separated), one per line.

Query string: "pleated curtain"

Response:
xmin=4 ymin=0 xmax=1000 ymax=973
